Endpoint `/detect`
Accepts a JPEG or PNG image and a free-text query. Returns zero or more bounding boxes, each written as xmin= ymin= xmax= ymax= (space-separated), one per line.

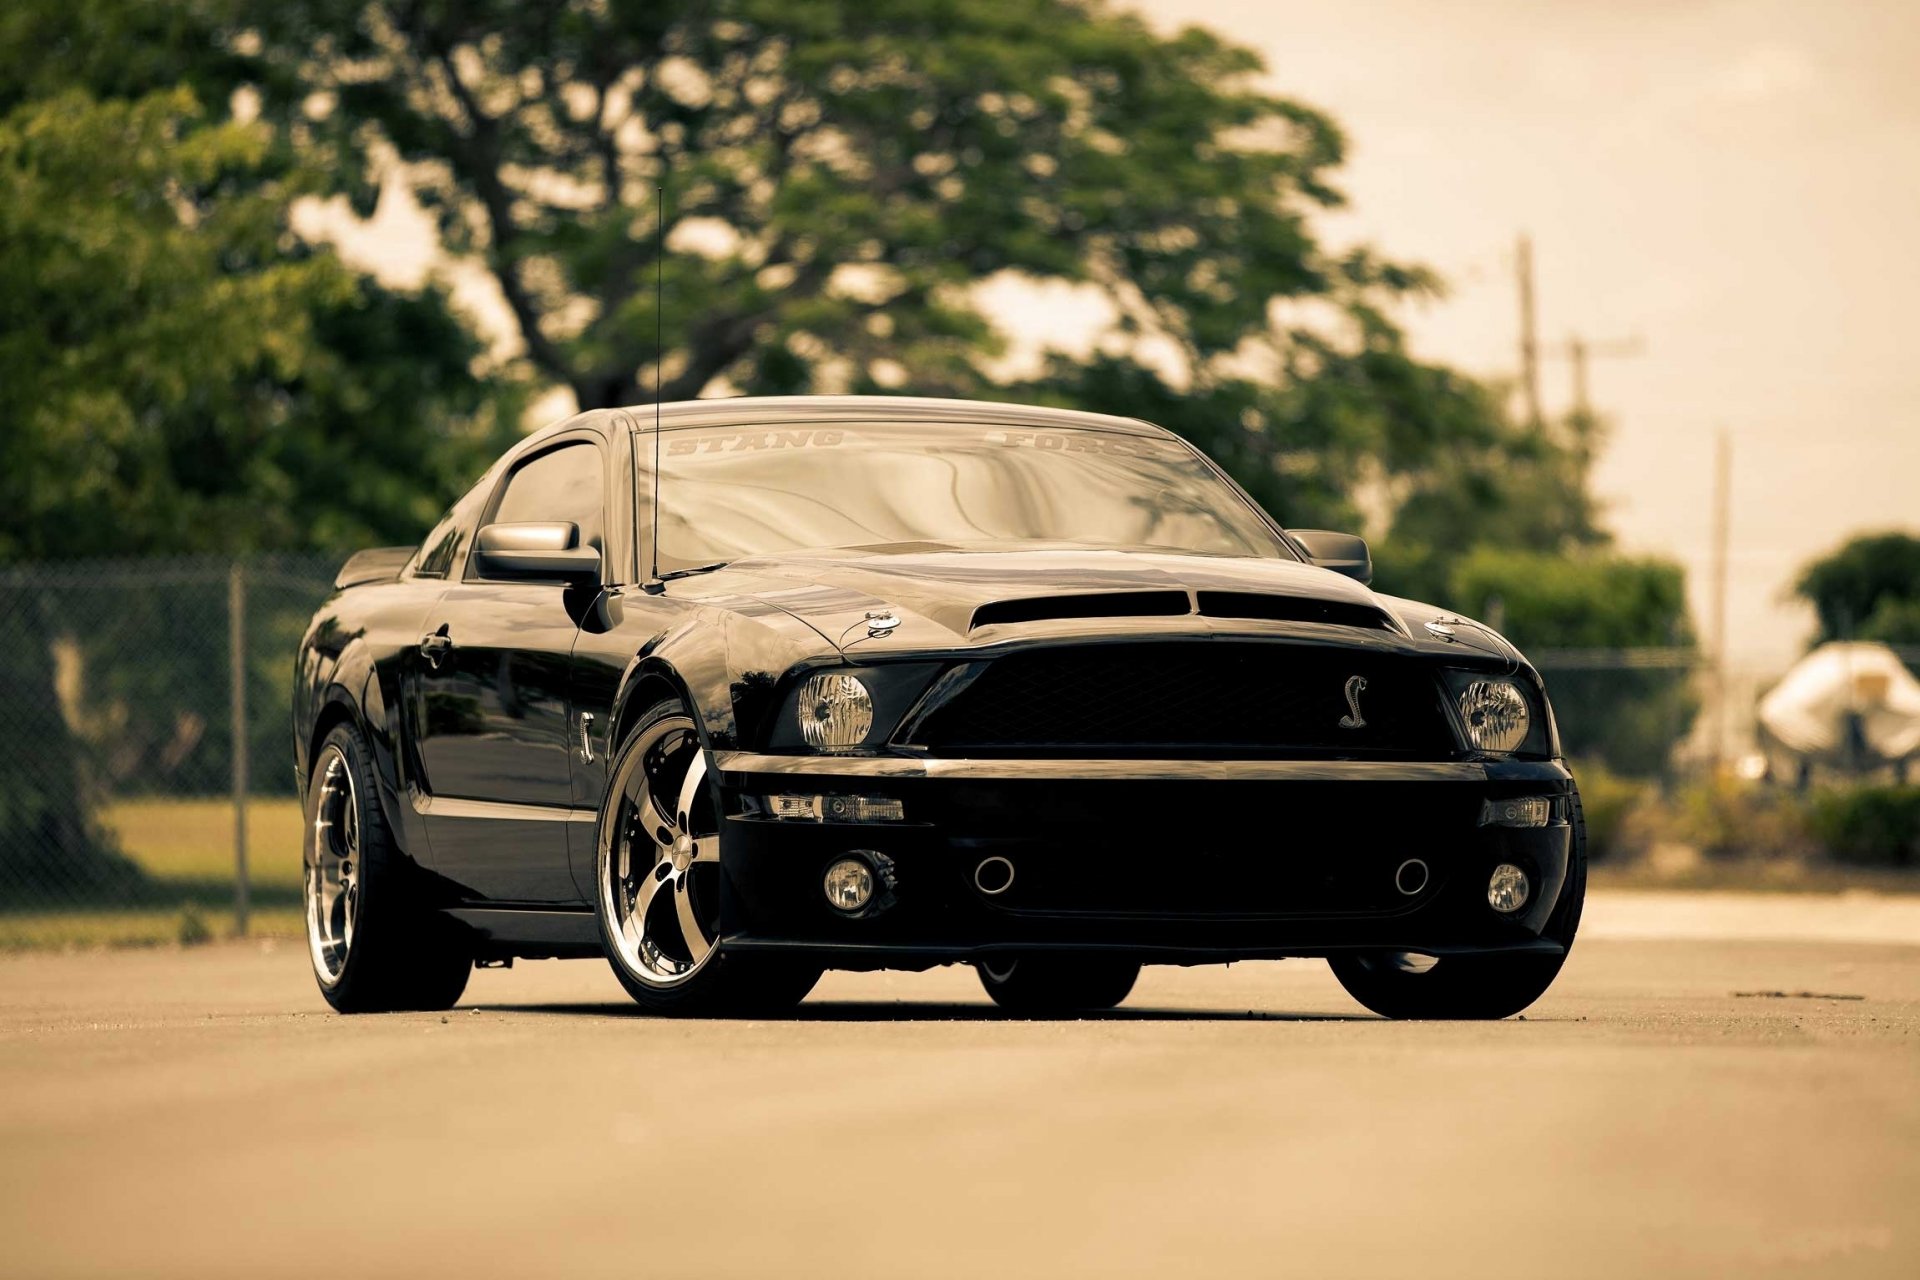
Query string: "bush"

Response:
xmin=1569 ymin=759 xmax=1649 ymax=861
xmin=1673 ymin=777 xmax=1817 ymax=861
xmin=176 ymin=904 xmax=212 ymax=946
xmin=1804 ymin=786 xmax=1920 ymax=867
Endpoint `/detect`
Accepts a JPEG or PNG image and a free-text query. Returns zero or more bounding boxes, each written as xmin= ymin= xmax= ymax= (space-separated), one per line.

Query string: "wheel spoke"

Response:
xmin=673 ymin=749 xmax=708 ymax=836
xmin=688 ymin=836 xmax=719 ymax=864
xmin=673 ymin=874 xmax=712 ymax=964
xmin=638 ymin=789 xmax=677 ymax=846
xmin=632 ymin=860 xmax=669 ymax=927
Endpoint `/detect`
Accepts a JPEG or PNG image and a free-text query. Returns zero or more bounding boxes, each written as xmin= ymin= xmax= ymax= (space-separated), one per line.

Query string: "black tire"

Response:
xmin=976 ymin=955 xmax=1141 ymax=1015
xmin=304 ymin=721 xmax=471 ymax=1013
xmin=594 ymin=698 xmax=821 ymax=1016
xmin=1329 ymin=781 xmax=1588 ymax=1020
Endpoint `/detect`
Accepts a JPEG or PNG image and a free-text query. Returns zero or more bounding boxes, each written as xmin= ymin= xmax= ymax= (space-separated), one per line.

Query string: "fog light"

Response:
xmin=1480 ymin=796 xmax=1552 ymax=828
xmin=1487 ymin=863 xmax=1530 ymax=913
xmin=823 ymin=858 xmax=875 ymax=913
xmin=767 ymin=794 xmax=905 ymax=823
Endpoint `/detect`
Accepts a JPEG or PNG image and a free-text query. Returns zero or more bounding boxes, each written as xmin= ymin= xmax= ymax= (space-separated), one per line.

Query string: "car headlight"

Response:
xmin=1456 ymin=678 xmax=1532 ymax=753
xmin=798 ymin=673 xmax=874 ymax=749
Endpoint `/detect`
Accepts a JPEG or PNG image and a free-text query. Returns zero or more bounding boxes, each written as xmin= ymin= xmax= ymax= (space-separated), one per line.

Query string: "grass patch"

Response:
xmin=0 ymin=907 xmax=304 ymax=951
xmin=0 ymin=796 xmax=306 ymax=950
xmin=96 ymin=797 xmax=306 ymax=891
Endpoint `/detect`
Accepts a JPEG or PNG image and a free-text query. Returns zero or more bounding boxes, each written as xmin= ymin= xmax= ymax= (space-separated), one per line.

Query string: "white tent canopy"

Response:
xmin=1756 ymin=641 xmax=1920 ymax=765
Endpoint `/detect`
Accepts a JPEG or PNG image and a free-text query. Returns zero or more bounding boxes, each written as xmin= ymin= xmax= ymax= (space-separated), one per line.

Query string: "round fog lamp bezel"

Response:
xmin=1487 ymin=862 xmax=1531 ymax=914
xmin=823 ymin=857 xmax=876 ymax=914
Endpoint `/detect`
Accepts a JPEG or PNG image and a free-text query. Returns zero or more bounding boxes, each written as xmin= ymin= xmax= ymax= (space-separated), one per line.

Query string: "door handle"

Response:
xmin=419 ymin=627 xmax=452 ymax=668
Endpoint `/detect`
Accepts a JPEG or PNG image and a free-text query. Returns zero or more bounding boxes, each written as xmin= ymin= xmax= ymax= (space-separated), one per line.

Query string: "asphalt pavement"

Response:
xmin=2 ymin=891 xmax=1917 ymax=1279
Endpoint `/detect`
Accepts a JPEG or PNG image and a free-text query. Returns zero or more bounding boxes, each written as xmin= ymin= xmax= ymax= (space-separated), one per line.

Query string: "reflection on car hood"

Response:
xmin=678 ymin=543 xmax=1515 ymax=663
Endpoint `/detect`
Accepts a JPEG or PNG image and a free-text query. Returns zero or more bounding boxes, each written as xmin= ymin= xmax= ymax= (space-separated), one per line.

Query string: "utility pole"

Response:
xmin=1516 ymin=233 xmax=1543 ymax=428
xmin=229 ymin=561 xmax=250 ymax=936
xmin=1543 ymin=331 xmax=1646 ymax=417
xmin=1708 ymin=430 xmax=1732 ymax=772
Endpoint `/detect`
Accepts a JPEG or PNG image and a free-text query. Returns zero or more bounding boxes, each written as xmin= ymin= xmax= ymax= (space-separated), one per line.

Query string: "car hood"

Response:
xmin=675 ymin=543 xmax=1518 ymax=664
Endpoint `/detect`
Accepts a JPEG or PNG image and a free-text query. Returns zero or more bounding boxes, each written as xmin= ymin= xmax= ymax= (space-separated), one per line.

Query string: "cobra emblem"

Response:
xmin=1338 ymin=675 xmax=1368 ymax=729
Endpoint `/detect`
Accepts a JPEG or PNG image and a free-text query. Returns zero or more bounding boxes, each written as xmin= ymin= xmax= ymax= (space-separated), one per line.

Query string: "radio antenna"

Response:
xmin=650 ymin=184 xmax=663 ymax=583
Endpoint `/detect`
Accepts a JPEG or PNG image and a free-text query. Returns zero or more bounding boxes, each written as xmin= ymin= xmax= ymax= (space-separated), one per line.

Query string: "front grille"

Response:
xmin=905 ymin=642 xmax=1452 ymax=756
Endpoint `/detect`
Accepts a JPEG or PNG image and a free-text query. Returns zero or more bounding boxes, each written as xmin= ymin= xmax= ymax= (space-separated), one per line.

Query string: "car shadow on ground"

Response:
xmin=470 ymin=1000 xmax=1377 ymax=1022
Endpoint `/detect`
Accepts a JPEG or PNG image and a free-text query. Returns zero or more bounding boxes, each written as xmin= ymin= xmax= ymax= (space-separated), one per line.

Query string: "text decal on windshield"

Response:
xmin=667 ymin=430 xmax=845 ymax=455
xmin=984 ymin=430 xmax=1159 ymax=457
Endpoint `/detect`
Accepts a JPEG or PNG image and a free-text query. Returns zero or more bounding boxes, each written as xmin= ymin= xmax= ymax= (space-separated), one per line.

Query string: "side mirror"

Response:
xmin=471 ymin=521 xmax=601 ymax=584
xmin=1291 ymin=529 xmax=1372 ymax=585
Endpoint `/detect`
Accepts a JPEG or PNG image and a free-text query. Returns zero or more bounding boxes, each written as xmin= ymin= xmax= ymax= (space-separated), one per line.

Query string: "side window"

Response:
xmin=488 ymin=442 xmax=605 ymax=553
xmin=412 ymin=472 xmax=491 ymax=579
xmin=413 ymin=511 xmax=463 ymax=579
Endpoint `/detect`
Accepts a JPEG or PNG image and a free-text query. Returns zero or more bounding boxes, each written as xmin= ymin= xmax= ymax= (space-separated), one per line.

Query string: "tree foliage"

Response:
xmin=0 ymin=0 xmax=522 ymax=562
xmin=0 ymin=1 xmax=518 ymax=897
xmin=242 ymin=0 xmax=1627 ymax=593
xmin=248 ymin=1 xmax=1421 ymax=403
xmin=1449 ymin=548 xmax=1691 ymax=650
xmin=1794 ymin=532 xmax=1920 ymax=647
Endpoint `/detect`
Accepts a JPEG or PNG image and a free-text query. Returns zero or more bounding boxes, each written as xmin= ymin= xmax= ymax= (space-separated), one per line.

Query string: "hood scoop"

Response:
xmin=970 ymin=591 xmax=1189 ymax=630
xmin=967 ymin=588 xmax=1396 ymax=633
xmin=1197 ymin=591 xmax=1394 ymax=631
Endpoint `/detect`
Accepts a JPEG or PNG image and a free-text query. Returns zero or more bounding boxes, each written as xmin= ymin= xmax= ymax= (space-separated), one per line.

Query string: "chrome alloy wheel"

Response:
xmin=306 ymin=745 xmax=360 ymax=986
xmin=598 ymin=714 xmax=723 ymax=987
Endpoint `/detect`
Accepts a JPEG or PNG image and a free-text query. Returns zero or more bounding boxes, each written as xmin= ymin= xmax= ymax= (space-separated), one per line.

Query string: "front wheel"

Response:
xmin=976 ymin=955 xmax=1141 ymax=1015
xmin=1329 ymin=783 xmax=1588 ymax=1020
xmin=304 ymin=722 xmax=471 ymax=1013
xmin=594 ymin=700 xmax=820 ymax=1016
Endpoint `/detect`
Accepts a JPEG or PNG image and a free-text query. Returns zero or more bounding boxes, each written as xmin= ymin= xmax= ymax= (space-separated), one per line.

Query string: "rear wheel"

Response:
xmin=594 ymin=699 xmax=820 ymax=1016
xmin=1329 ymin=783 xmax=1588 ymax=1020
xmin=976 ymin=955 xmax=1141 ymax=1015
xmin=305 ymin=722 xmax=471 ymax=1013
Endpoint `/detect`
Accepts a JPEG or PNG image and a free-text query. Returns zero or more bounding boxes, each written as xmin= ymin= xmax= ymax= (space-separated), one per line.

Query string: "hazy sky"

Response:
xmin=313 ymin=1 xmax=1917 ymax=669
xmin=1121 ymin=0 xmax=1920 ymax=667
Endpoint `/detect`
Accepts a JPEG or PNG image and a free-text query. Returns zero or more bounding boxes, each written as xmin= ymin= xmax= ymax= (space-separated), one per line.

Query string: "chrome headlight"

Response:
xmin=1456 ymin=679 xmax=1532 ymax=753
xmin=797 ymin=673 xmax=874 ymax=749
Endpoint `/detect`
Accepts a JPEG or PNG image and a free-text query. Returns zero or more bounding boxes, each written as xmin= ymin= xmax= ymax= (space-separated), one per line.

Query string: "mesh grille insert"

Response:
xmin=909 ymin=643 xmax=1450 ymax=755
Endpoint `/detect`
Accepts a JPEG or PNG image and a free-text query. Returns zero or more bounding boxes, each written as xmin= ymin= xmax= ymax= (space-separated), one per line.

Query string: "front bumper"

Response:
xmin=709 ymin=753 xmax=1576 ymax=970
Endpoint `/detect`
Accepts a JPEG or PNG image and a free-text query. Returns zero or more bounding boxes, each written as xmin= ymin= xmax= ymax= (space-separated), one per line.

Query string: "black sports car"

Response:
xmin=295 ymin=395 xmax=1585 ymax=1019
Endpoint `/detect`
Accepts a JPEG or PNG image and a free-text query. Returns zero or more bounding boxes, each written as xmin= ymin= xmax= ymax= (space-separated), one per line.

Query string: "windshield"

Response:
xmin=650 ymin=421 xmax=1291 ymax=570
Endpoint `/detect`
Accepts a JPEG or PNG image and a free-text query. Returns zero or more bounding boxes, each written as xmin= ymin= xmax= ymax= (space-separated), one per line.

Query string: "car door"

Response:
xmin=411 ymin=436 xmax=607 ymax=903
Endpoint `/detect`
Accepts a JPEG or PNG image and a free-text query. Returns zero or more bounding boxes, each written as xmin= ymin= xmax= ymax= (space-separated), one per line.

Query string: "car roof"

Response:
xmin=522 ymin=394 xmax=1168 ymax=450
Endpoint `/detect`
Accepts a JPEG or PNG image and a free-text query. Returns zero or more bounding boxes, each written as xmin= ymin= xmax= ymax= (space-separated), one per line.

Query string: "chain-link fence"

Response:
xmin=0 ymin=553 xmax=1793 ymax=940
xmin=0 ymin=556 xmax=338 ymax=940
xmin=1531 ymin=647 xmax=1704 ymax=779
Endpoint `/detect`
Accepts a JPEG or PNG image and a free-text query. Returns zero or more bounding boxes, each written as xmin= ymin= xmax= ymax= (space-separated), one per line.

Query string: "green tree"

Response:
xmin=247 ymin=0 xmax=1612 ymax=578
xmin=1373 ymin=407 xmax=1609 ymax=605
xmin=0 ymin=88 xmax=512 ymax=559
xmin=1794 ymin=532 xmax=1920 ymax=647
xmin=248 ymin=1 xmax=1432 ymax=409
xmin=0 ymin=20 xmax=514 ymax=899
